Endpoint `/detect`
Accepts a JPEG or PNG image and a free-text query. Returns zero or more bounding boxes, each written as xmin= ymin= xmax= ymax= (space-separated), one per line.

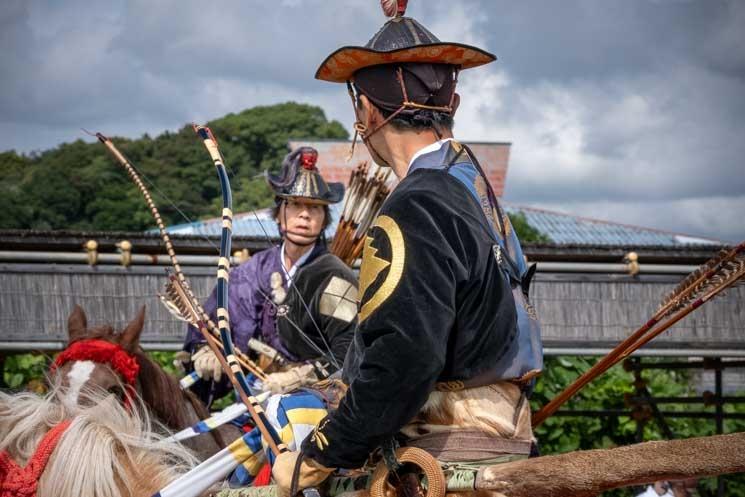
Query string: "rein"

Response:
xmin=0 ymin=420 xmax=72 ymax=497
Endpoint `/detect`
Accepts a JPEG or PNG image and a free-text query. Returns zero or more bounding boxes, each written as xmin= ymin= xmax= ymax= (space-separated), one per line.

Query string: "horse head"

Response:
xmin=52 ymin=304 xmax=222 ymax=442
xmin=52 ymin=304 xmax=145 ymax=407
xmin=54 ymin=305 xmax=189 ymax=424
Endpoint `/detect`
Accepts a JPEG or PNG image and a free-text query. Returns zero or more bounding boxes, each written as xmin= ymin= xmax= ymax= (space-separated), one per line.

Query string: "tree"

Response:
xmin=0 ymin=152 xmax=34 ymax=229
xmin=509 ymin=211 xmax=551 ymax=243
xmin=0 ymin=102 xmax=348 ymax=231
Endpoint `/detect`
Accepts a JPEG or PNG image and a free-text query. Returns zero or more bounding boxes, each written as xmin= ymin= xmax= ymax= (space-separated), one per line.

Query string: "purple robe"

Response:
xmin=184 ymin=245 xmax=292 ymax=358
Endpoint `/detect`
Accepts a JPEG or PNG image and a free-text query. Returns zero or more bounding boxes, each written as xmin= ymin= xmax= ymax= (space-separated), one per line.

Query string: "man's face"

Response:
xmin=279 ymin=199 xmax=325 ymax=246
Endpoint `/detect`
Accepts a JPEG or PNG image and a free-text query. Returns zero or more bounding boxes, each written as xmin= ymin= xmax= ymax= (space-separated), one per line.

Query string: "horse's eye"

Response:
xmin=108 ymin=385 xmax=125 ymax=399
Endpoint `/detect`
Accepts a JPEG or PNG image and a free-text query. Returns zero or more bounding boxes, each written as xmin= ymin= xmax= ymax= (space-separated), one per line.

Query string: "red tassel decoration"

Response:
xmin=381 ymin=0 xmax=407 ymax=18
xmin=300 ymin=148 xmax=318 ymax=170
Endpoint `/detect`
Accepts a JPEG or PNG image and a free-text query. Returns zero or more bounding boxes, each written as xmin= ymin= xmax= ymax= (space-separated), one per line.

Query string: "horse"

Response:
xmin=0 ymin=381 xmax=196 ymax=497
xmin=49 ymin=304 xmax=242 ymax=461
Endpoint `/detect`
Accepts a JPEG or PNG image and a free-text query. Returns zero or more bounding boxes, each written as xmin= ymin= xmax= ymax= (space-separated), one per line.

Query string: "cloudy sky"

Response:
xmin=1 ymin=0 xmax=743 ymax=242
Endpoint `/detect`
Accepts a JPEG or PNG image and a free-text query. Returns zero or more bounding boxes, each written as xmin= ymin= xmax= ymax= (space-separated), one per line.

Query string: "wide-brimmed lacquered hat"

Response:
xmin=265 ymin=147 xmax=344 ymax=205
xmin=315 ymin=0 xmax=496 ymax=83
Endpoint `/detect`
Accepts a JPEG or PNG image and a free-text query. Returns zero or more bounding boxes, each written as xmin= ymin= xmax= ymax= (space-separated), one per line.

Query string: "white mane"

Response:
xmin=0 ymin=380 xmax=197 ymax=497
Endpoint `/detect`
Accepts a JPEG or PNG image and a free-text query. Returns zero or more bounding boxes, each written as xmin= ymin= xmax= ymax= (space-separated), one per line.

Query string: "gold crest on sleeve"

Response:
xmin=358 ymin=215 xmax=406 ymax=322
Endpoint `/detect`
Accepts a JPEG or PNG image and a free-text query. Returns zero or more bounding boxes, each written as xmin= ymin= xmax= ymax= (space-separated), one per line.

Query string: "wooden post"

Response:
xmin=713 ymin=358 xmax=725 ymax=497
xmin=472 ymin=432 xmax=745 ymax=497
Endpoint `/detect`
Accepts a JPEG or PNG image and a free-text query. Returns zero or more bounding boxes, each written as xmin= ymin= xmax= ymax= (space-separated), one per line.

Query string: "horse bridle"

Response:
xmin=51 ymin=339 xmax=140 ymax=408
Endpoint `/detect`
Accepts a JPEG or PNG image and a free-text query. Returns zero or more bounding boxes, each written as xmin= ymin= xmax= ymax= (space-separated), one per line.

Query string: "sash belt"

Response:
xmin=406 ymin=429 xmax=532 ymax=462
xmin=435 ymin=367 xmax=542 ymax=392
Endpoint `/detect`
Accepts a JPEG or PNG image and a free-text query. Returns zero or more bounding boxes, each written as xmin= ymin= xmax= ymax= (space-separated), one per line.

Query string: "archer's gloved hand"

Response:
xmin=272 ymin=451 xmax=334 ymax=497
xmin=262 ymin=364 xmax=318 ymax=394
xmin=172 ymin=350 xmax=191 ymax=374
xmin=192 ymin=345 xmax=223 ymax=382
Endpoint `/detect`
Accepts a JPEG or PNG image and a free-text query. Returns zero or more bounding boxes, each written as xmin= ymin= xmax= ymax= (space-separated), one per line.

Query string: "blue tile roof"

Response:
xmin=503 ymin=205 xmax=722 ymax=246
xmin=163 ymin=202 xmax=723 ymax=247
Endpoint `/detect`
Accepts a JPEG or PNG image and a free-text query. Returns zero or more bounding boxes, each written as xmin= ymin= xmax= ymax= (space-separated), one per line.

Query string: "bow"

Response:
xmin=193 ymin=124 xmax=290 ymax=458
xmin=92 ymin=132 xmax=266 ymax=380
xmin=94 ymin=129 xmax=342 ymax=376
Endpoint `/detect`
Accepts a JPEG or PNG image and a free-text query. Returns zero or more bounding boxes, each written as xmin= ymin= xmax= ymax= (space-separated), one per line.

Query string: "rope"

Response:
xmin=0 ymin=420 xmax=71 ymax=497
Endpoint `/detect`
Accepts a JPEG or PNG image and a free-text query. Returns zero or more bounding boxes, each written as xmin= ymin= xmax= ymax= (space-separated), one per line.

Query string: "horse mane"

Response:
xmin=0 ymin=382 xmax=196 ymax=497
xmin=132 ymin=349 xmax=211 ymax=430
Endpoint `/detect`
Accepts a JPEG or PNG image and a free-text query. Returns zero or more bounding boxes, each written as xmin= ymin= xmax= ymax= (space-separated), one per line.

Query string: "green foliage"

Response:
xmin=533 ymin=357 xmax=745 ymax=496
xmin=147 ymin=351 xmax=179 ymax=375
xmin=508 ymin=211 xmax=550 ymax=243
xmin=2 ymin=353 xmax=50 ymax=392
xmin=0 ymin=152 xmax=35 ymax=228
xmin=0 ymin=102 xmax=348 ymax=231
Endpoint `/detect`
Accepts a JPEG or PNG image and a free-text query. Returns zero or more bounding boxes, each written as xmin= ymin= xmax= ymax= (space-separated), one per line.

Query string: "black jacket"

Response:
xmin=277 ymin=252 xmax=358 ymax=372
xmin=303 ymin=160 xmax=517 ymax=468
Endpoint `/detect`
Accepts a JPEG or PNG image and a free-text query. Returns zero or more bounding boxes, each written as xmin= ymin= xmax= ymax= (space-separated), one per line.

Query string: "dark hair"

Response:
xmin=354 ymin=94 xmax=454 ymax=132
xmin=272 ymin=197 xmax=333 ymax=231
xmin=385 ymin=108 xmax=454 ymax=132
xmin=353 ymin=63 xmax=457 ymax=133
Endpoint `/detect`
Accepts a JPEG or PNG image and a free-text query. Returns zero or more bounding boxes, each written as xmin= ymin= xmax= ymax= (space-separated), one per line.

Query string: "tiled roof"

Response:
xmin=165 ymin=205 xmax=338 ymax=239
xmin=164 ymin=202 xmax=723 ymax=247
xmin=503 ymin=205 xmax=722 ymax=247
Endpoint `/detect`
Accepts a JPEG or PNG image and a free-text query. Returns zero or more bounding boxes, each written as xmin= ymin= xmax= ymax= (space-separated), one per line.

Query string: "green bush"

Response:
xmin=532 ymin=356 xmax=745 ymax=496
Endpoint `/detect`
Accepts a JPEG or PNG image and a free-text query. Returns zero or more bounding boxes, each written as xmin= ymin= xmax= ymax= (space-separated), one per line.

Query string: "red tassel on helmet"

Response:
xmin=381 ymin=0 xmax=407 ymax=18
xmin=300 ymin=148 xmax=318 ymax=170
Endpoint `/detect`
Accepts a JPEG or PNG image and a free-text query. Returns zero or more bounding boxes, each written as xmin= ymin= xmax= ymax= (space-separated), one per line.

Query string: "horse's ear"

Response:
xmin=67 ymin=305 xmax=88 ymax=342
xmin=120 ymin=305 xmax=146 ymax=350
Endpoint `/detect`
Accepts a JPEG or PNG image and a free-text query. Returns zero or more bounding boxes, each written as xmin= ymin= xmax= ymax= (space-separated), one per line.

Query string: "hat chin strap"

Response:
xmin=347 ymin=67 xmax=458 ymax=166
xmin=284 ymin=230 xmax=319 ymax=247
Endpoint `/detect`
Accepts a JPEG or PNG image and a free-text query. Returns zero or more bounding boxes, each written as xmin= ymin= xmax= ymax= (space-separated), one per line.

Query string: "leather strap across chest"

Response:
xmin=0 ymin=420 xmax=71 ymax=497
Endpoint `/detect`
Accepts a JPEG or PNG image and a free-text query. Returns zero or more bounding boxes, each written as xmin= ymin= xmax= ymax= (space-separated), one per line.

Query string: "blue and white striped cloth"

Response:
xmin=231 ymin=390 xmax=327 ymax=486
xmin=153 ymin=390 xmax=328 ymax=497
xmin=165 ymin=402 xmax=249 ymax=443
xmin=179 ymin=371 xmax=201 ymax=390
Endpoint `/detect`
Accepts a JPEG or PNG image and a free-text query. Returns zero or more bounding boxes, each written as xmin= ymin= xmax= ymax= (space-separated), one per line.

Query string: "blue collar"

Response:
xmin=408 ymin=140 xmax=469 ymax=174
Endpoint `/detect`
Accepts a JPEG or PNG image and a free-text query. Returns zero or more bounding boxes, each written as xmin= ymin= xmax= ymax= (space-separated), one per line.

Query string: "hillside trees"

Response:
xmin=0 ymin=102 xmax=348 ymax=231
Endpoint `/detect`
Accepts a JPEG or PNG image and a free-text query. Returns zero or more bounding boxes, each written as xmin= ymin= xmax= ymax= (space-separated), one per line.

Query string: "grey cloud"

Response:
xmin=0 ymin=0 xmax=742 ymax=242
xmin=472 ymin=0 xmax=744 ymax=84
xmin=107 ymin=0 xmax=381 ymax=89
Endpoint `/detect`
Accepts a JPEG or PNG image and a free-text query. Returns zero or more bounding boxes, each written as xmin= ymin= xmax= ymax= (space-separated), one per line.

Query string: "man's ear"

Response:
xmin=359 ymin=94 xmax=379 ymax=128
xmin=451 ymin=93 xmax=461 ymax=117
xmin=275 ymin=201 xmax=283 ymax=223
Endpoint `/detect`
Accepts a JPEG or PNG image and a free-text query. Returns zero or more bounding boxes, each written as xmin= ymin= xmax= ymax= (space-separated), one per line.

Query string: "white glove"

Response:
xmin=261 ymin=364 xmax=317 ymax=394
xmin=192 ymin=346 xmax=223 ymax=382
xmin=172 ymin=350 xmax=191 ymax=374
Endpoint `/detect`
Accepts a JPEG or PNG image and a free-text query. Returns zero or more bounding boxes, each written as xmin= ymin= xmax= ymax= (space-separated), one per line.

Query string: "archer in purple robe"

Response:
xmin=185 ymin=244 xmax=290 ymax=359
xmin=183 ymin=146 xmax=355 ymax=405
